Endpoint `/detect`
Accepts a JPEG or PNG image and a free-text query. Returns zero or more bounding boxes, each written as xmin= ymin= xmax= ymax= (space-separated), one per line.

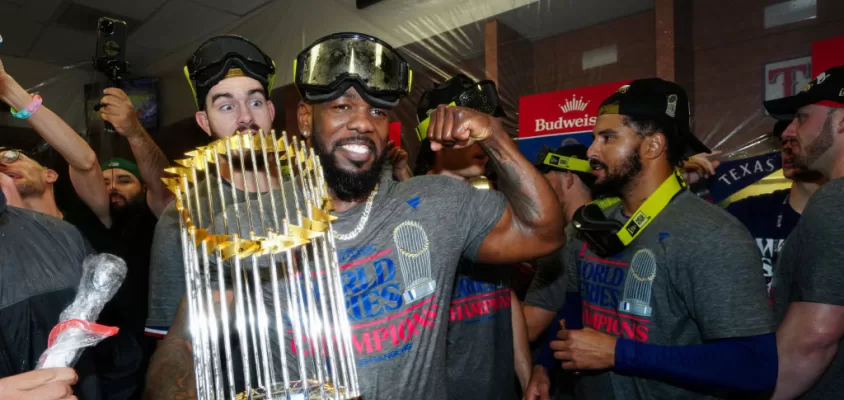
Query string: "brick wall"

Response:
xmin=692 ymin=0 xmax=844 ymax=151
xmin=527 ymin=11 xmax=656 ymax=93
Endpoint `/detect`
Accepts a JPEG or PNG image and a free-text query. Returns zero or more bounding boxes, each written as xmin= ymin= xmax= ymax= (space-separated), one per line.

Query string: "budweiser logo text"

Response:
xmin=534 ymin=115 xmax=597 ymax=133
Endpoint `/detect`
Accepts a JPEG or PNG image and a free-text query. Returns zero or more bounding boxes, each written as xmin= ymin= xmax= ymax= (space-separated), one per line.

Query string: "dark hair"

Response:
xmin=621 ymin=115 xmax=683 ymax=166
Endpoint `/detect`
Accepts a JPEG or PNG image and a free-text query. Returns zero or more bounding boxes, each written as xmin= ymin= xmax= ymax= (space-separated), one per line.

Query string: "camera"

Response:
xmin=93 ymin=17 xmax=128 ymax=75
xmin=99 ymin=19 xmax=115 ymax=36
xmin=92 ymin=17 xmax=129 ymax=133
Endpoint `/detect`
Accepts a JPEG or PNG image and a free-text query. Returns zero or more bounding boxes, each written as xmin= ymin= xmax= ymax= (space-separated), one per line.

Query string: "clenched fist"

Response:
xmin=425 ymin=105 xmax=500 ymax=151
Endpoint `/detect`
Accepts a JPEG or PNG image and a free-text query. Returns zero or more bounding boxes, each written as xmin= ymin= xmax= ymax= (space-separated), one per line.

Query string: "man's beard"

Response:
xmin=591 ymin=150 xmax=643 ymax=198
xmin=798 ymin=113 xmax=836 ymax=172
xmin=109 ymin=192 xmax=146 ymax=225
xmin=312 ymin=136 xmax=386 ymax=202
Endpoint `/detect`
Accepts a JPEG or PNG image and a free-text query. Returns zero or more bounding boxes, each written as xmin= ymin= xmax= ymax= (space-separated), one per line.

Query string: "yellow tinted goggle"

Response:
xmin=416 ymin=102 xmax=457 ymax=141
xmin=542 ymin=152 xmax=593 ymax=174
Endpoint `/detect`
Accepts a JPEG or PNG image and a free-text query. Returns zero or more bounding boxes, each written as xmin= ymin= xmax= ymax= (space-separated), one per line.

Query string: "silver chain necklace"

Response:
xmin=333 ymin=184 xmax=379 ymax=241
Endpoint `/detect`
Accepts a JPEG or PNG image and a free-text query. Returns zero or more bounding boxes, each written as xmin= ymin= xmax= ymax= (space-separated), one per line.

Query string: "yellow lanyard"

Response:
xmin=592 ymin=170 xmax=686 ymax=245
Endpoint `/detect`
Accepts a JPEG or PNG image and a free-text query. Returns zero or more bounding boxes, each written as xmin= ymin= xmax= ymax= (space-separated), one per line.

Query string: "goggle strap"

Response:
xmin=184 ymin=66 xmax=199 ymax=109
xmin=541 ymin=152 xmax=593 ymax=173
xmin=267 ymin=60 xmax=277 ymax=97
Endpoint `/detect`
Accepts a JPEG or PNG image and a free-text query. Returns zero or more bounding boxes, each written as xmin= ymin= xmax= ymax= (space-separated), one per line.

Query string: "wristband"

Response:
xmin=10 ymin=94 xmax=43 ymax=119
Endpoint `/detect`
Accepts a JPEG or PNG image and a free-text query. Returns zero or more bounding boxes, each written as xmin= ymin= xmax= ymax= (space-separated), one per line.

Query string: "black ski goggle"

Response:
xmin=415 ymin=81 xmax=504 ymax=141
xmin=184 ymin=35 xmax=276 ymax=109
xmin=294 ymin=32 xmax=412 ymax=109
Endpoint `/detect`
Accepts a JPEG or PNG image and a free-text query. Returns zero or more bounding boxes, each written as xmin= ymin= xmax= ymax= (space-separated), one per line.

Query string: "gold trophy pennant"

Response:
xmin=311 ymin=204 xmax=338 ymax=223
xmin=218 ymin=238 xmax=262 ymax=260
xmin=167 ymin=129 xmax=360 ymax=400
xmin=161 ymin=177 xmax=183 ymax=196
xmin=165 ymin=166 xmax=195 ymax=181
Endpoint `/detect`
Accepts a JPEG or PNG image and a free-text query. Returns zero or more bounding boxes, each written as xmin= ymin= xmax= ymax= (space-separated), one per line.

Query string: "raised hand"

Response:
xmin=425 ymin=105 xmax=499 ymax=151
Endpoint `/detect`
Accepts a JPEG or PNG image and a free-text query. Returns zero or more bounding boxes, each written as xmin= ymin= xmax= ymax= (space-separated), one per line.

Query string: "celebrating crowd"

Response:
xmin=0 ymin=30 xmax=842 ymax=400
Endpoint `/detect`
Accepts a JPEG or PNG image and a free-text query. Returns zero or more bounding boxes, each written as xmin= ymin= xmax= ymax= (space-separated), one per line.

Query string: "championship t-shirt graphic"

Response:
xmin=578 ymin=243 xmax=652 ymax=343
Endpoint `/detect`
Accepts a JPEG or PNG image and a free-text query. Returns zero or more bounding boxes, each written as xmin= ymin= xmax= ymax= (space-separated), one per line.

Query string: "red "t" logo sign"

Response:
xmin=768 ymin=64 xmax=810 ymax=97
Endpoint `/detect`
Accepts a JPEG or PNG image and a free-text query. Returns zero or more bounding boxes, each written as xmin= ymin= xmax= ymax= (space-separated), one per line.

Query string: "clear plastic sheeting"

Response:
xmin=1 ymin=1 xmax=844 ymax=184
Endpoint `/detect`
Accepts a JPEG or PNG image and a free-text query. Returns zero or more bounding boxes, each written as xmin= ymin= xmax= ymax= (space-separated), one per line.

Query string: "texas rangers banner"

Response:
xmin=708 ymin=151 xmax=782 ymax=203
xmin=517 ymin=80 xmax=631 ymax=163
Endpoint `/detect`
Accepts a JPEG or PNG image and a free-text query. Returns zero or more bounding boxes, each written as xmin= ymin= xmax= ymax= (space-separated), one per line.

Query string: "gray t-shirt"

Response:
xmin=0 ymin=194 xmax=104 ymax=399
xmin=526 ymin=190 xmax=774 ymax=400
xmin=446 ymin=262 xmax=514 ymax=400
xmin=145 ymin=174 xmax=248 ymax=334
xmin=148 ymin=168 xmax=508 ymax=399
xmin=771 ymin=177 xmax=844 ymax=399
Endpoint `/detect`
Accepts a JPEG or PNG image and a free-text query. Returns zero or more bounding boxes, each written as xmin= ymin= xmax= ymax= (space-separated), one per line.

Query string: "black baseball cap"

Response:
xmin=764 ymin=65 xmax=844 ymax=120
xmin=534 ymin=144 xmax=597 ymax=189
xmin=598 ymin=78 xmax=710 ymax=158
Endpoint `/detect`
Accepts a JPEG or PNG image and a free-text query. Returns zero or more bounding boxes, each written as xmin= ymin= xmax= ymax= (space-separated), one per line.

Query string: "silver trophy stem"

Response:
xmin=190 ymin=162 xmax=225 ymax=400
xmin=315 ymin=156 xmax=360 ymax=397
xmin=176 ymin=181 xmax=208 ymax=399
xmin=210 ymin=152 xmax=238 ymax=399
xmin=279 ymin=132 xmax=313 ymax=399
xmin=303 ymin=149 xmax=341 ymax=400
xmin=247 ymin=132 xmax=278 ymax=396
xmin=266 ymin=130 xmax=294 ymax=394
xmin=224 ymin=139 xmax=254 ymax=395
xmin=291 ymin=139 xmax=329 ymax=398
xmin=181 ymin=173 xmax=213 ymax=399
xmin=234 ymin=133 xmax=271 ymax=391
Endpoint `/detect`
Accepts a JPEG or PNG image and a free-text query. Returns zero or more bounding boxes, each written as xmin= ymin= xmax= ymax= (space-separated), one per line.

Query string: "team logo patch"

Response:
xmin=406 ymin=197 xmax=421 ymax=209
xmin=619 ymin=248 xmax=657 ymax=317
xmin=666 ymin=94 xmax=678 ymax=118
xmin=393 ymin=221 xmax=435 ymax=304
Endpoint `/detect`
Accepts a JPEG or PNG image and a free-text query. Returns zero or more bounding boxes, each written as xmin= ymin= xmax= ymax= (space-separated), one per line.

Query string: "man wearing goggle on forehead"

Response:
xmin=295 ymin=32 xmax=564 ymax=400
xmin=527 ymin=78 xmax=777 ymax=399
xmin=144 ymin=34 xmax=282 ymax=397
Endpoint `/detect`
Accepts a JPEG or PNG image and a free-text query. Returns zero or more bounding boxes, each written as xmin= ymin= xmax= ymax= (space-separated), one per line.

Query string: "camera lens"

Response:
xmin=101 ymin=20 xmax=115 ymax=36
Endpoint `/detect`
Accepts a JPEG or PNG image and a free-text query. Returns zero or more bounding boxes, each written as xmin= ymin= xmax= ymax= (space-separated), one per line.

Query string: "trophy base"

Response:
xmin=235 ymin=380 xmax=351 ymax=400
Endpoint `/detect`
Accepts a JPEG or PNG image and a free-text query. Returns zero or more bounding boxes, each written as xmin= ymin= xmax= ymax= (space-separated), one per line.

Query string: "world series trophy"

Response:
xmin=163 ymin=130 xmax=360 ymax=400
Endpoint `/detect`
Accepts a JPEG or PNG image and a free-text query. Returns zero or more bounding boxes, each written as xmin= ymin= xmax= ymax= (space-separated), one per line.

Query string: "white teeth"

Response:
xmin=342 ymin=144 xmax=370 ymax=154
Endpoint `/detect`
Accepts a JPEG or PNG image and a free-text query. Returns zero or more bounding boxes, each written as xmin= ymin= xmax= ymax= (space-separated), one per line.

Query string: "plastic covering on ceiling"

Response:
xmin=2 ymin=0 xmax=830 ymax=172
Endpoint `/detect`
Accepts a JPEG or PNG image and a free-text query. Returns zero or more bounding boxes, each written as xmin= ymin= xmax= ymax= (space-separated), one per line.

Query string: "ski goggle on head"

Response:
xmin=416 ymin=79 xmax=505 ymax=141
xmin=294 ymin=32 xmax=412 ymax=109
xmin=184 ymin=35 xmax=276 ymax=110
xmin=535 ymin=146 xmax=593 ymax=174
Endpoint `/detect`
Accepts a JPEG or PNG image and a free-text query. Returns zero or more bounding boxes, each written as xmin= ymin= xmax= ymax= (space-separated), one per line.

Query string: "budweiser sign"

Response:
xmin=519 ymin=80 xmax=631 ymax=139
xmin=517 ymin=80 xmax=631 ymax=164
